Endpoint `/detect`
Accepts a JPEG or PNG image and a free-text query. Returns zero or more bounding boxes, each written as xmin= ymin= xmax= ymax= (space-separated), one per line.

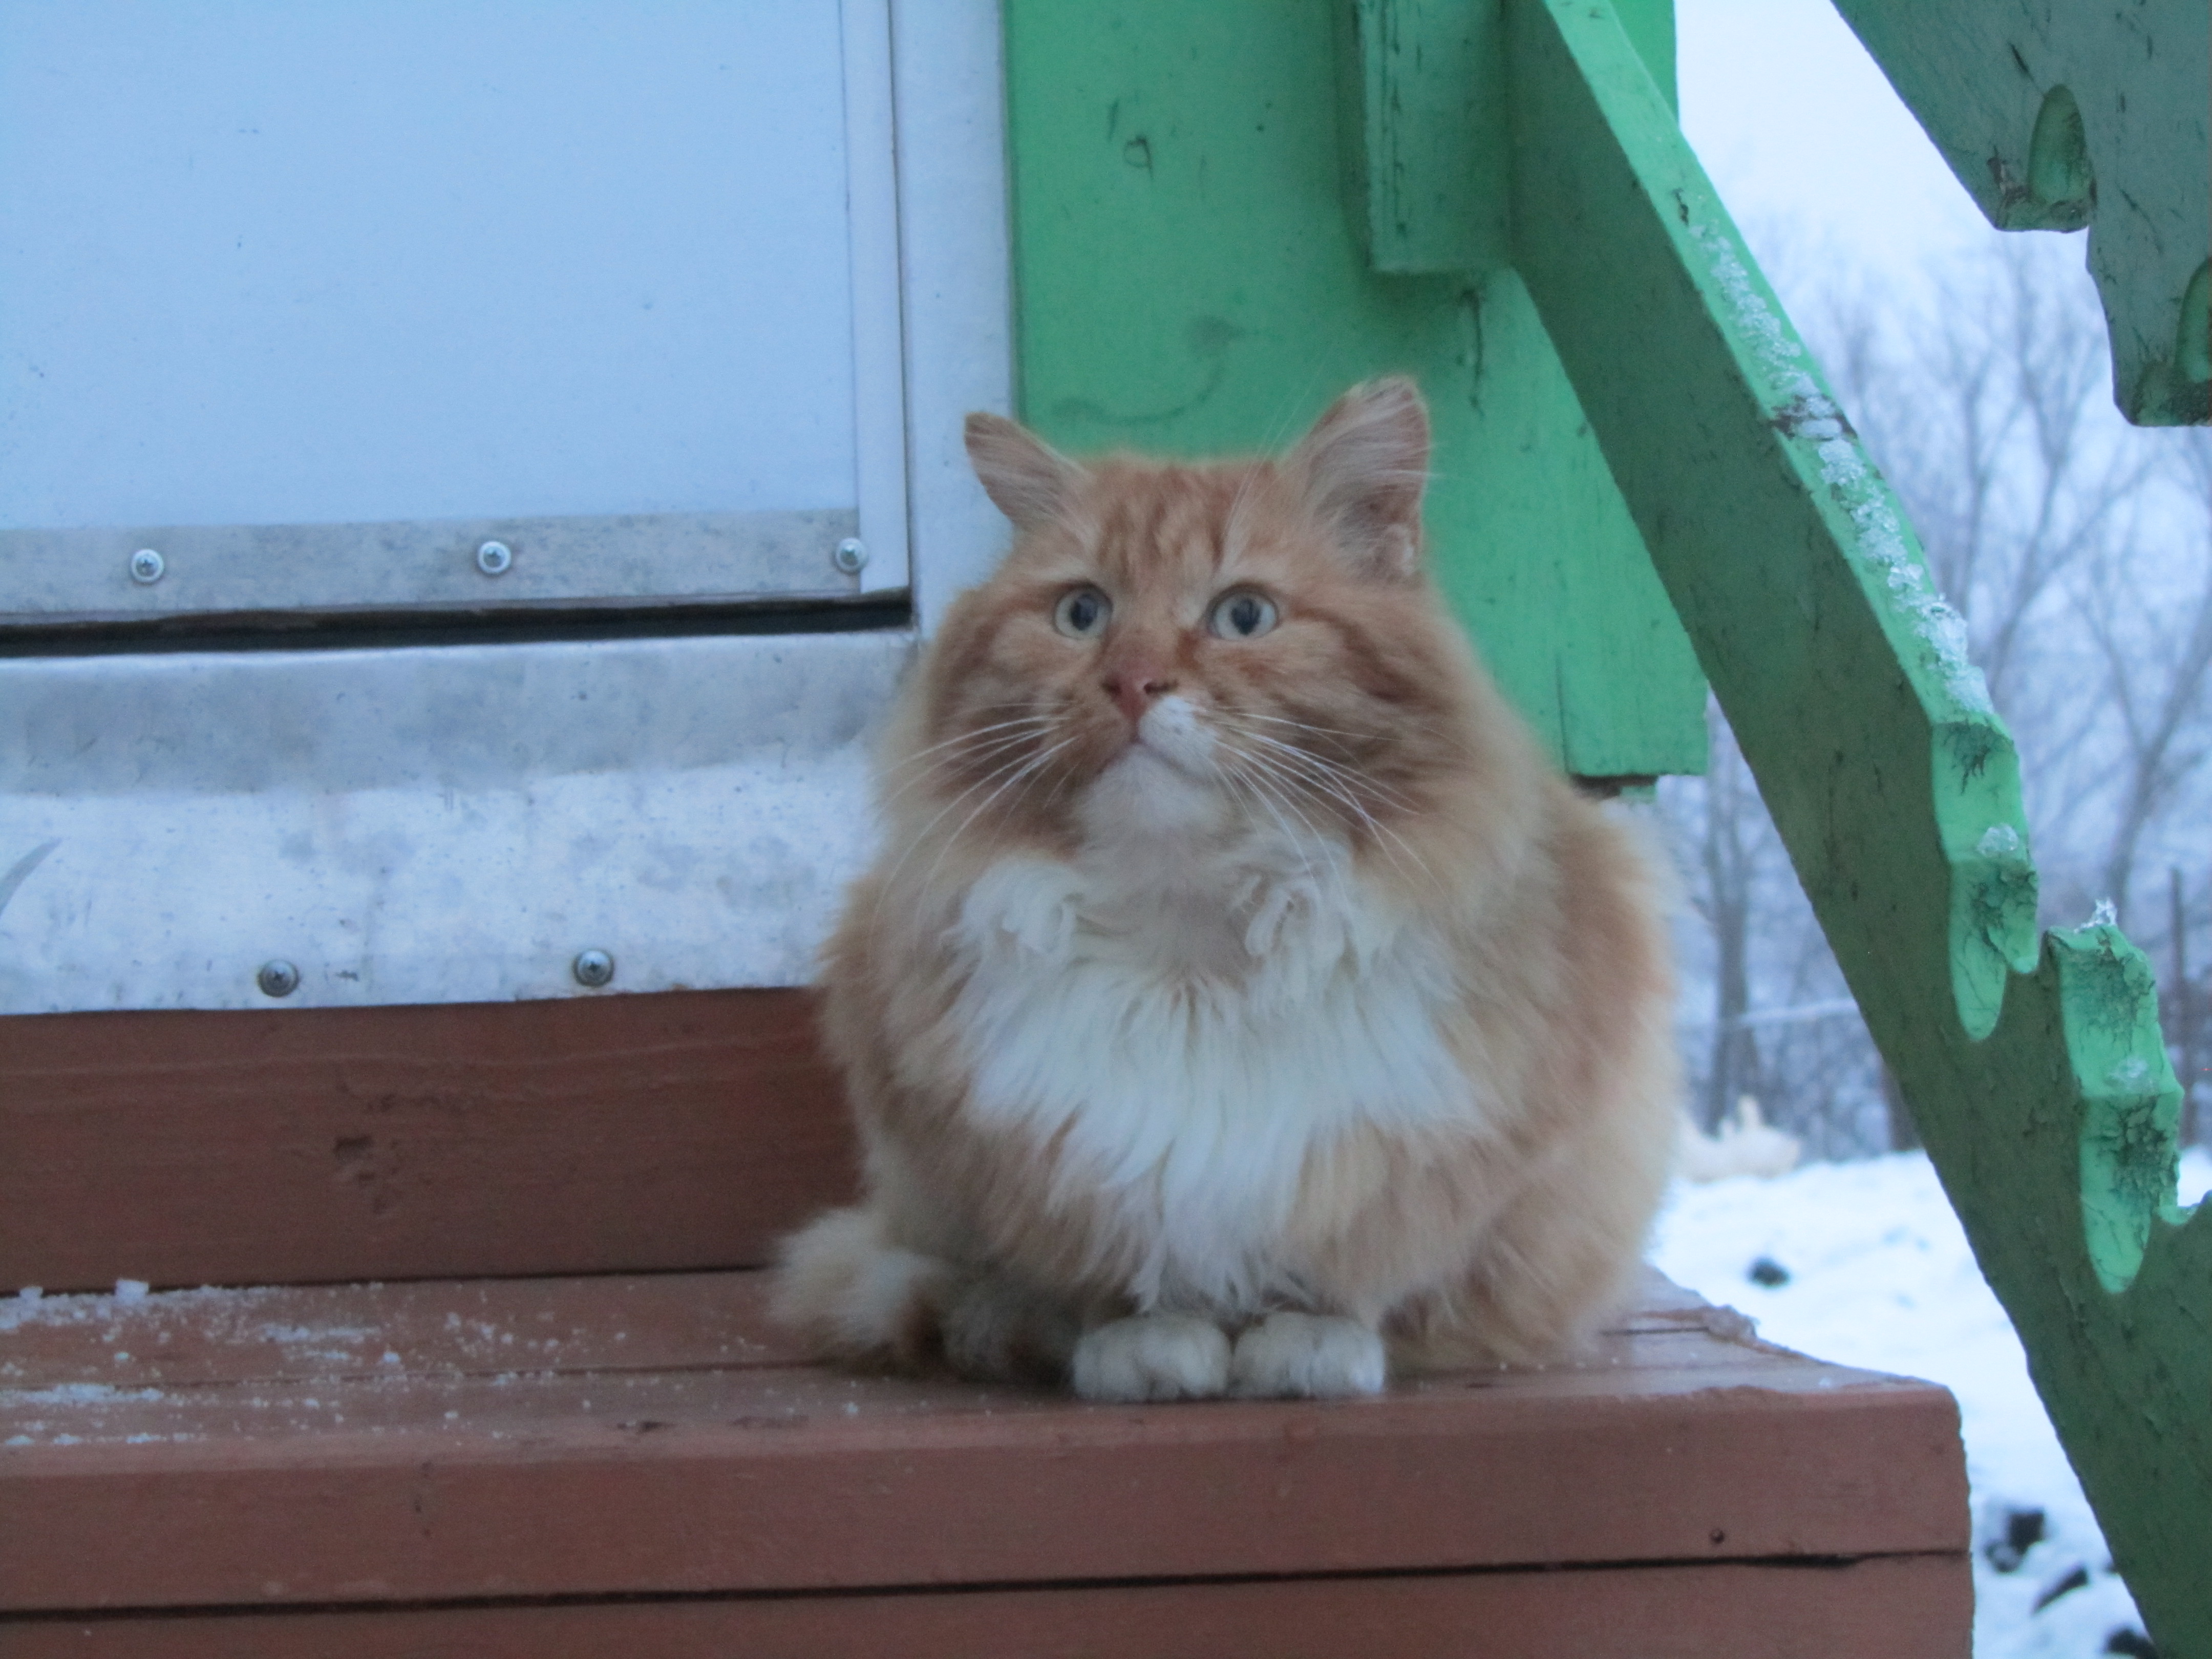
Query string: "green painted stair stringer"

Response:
xmin=1509 ymin=1 xmax=2210 ymax=1650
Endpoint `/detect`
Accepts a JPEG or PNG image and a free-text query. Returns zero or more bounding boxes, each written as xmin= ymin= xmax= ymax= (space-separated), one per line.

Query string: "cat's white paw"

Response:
xmin=1240 ymin=874 xmax=1314 ymax=958
xmin=958 ymin=859 xmax=1083 ymax=961
xmin=1229 ymin=1312 xmax=1386 ymax=1398
xmin=1071 ymin=1314 xmax=1231 ymax=1402
xmin=1235 ymin=871 xmax=1358 ymax=1011
xmin=1238 ymin=869 xmax=1353 ymax=965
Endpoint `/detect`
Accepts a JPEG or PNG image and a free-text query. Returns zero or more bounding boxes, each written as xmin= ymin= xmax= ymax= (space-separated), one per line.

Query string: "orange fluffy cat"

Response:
xmin=773 ymin=378 xmax=1678 ymax=1401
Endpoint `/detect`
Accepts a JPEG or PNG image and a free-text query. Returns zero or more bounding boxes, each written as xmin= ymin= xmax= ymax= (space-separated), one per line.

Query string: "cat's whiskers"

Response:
xmin=1217 ymin=715 xmax=1418 ymax=810
xmin=880 ymin=716 xmax=1053 ymax=792
xmin=917 ymin=736 xmax=1080 ymax=897
xmin=1217 ymin=758 xmax=1356 ymax=927
xmin=1230 ymin=706 xmax=1454 ymax=748
xmin=1251 ymin=740 xmax=1422 ymax=833
xmin=896 ymin=712 xmax=1056 ymax=768
xmin=1227 ymin=732 xmax=1435 ymax=892
xmin=1211 ymin=751 xmax=1322 ymax=879
xmin=1216 ymin=715 xmax=1419 ymax=811
xmin=960 ymin=727 xmax=1099 ymax=893
xmin=1247 ymin=750 xmax=1419 ymax=837
xmin=1219 ymin=709 xmax=1375 ymax=743
xmin=871 ymin=735 xmax=1074 ymax=926
xmin=1231 ymin=746 xmax=1395 ymax=890
xmin=1035 ymin=737 xmax=1086 ymax=816
xmin=1201 ymin=711 xmax=1400 ymax=903
xmin=880 ymin=715 xmax=1058 ymax=809
xmin=882 ymin=732 xmax=1053 ymax=814
xmin=1284 ymin=762 xmax=1435 ymax=894
xmin=1220 ymin=720 xmax=1412 ymax=818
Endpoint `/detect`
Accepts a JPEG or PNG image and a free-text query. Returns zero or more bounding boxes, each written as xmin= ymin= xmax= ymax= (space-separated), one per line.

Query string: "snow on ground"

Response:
xmin=1651 ymin=1148 xmax=2212 ymax=1659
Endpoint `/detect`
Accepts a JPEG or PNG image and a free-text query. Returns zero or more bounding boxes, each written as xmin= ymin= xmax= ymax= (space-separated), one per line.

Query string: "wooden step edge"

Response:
xmin=0 ymin=1373 xmax=1967 ymax=1612
xmin=0 ymin=1554 xmax=1975 ymax=1659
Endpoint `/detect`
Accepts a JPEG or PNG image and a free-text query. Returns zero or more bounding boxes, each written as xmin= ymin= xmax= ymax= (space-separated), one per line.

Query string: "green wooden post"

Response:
xmin=1003 ymin=0 xmax=1705 ymax=781
xmin=1508 ymin=1 xmax=2210 ymax=1647
xmin=1829 ymin=0 xmax=2210 ymax=427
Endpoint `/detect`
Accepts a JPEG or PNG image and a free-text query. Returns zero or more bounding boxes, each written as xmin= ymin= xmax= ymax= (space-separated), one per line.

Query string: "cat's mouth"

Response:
xmin=1125 ymin=695 xmax=1219 ymax=779
xmin=1078 ymin=695 xmax=1229 ymax=838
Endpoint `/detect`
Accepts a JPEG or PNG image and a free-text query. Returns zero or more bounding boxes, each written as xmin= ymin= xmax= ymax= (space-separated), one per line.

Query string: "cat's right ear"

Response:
xmin=965 ymin=413 xmax=1081 ymax=531
xmin=1289 ymin=377 xmax=1431 ymax=578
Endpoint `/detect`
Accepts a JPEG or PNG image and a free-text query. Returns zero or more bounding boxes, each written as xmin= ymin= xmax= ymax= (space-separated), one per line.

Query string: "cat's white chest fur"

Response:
xmin=945 ymin=782 xmax=1473 ymax=1313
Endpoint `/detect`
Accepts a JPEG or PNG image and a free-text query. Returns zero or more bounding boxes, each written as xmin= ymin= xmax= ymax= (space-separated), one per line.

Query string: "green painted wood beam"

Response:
xmin=1509 ymin=0 xmax=2211 ymax=1647
xmin=1339 ymin=1 xmax=1509 ymax=275
xmin=1002 ymin=0 xmax=1704 ymax=778
xmin=1338 ymin=0 xmax=1673 ymax=276
xmin=1830 ymin=0 xmax=2210 ymax=427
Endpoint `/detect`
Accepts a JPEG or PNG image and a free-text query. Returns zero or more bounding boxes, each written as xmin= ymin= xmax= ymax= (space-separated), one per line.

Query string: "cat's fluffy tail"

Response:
xmin=769 ymin=1205 xmax=952 ymax=1370
xmin=772 ymin=1205 xmax=1083 ymax=1383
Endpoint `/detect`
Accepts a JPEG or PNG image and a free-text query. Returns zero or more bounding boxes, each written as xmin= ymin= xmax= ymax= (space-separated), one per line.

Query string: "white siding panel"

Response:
xmin=0 ymin=3 xmax=860 ymax=533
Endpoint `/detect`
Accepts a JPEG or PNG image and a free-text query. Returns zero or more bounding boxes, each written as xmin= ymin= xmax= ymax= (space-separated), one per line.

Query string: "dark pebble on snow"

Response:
xmin=1985 ymin=1504 xmax=2047 ymax=1572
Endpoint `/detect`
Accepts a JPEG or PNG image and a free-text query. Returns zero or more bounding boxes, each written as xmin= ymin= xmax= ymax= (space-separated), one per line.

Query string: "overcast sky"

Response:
xmin=1674 ymin=0 xmax=2016 ymax=304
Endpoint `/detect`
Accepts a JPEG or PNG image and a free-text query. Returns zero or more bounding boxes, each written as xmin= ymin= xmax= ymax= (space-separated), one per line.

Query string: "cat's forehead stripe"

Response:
xmin=1087 ymin=466 xmax=1241 ymax=585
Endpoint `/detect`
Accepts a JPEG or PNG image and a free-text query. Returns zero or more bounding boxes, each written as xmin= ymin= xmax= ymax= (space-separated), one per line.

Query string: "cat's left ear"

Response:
xmin=1288 ymin=377 xmax=1431 ymax=578
xmin=966 ymin=412 xmax=1082 ymax=532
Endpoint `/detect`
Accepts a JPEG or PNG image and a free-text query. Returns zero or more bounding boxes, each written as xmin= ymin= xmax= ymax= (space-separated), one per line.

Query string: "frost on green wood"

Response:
xmin=2055 ymin=926 xmax=2188 ymax=1293
xmin=1682 ymin=215 xmax=2039 ymax=1039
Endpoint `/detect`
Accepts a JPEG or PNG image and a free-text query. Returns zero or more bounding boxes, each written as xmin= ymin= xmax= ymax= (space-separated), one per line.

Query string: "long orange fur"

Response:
xmin=772 ymin=379 xmax=1679 ymax=1401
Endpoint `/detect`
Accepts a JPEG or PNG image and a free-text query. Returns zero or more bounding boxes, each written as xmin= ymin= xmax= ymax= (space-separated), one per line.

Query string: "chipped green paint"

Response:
xmin=1511 ymin=0 xmax=2209 ymax=1646
xmin=1831 ymin=0 xmax=2211 ymax=427
xmin=1002 ymin=0 xmax=1705 ymax=779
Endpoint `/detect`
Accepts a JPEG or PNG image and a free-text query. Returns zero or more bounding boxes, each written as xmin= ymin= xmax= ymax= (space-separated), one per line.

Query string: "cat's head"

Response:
xmin=896 ymin=378 xmax=1491 ymax=857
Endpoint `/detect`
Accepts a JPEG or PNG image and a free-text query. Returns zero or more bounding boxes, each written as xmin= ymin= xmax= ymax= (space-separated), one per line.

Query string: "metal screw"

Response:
xmin=475 ymin=540 xmax=514 ymax=576
xmin=571 ymin=948 xmax=614 ymax=988
xmin=256 ymin=959 xmax=300 ymax=998
xmin=129 ymin=548 xmax=165 ymax=585
xmin=833 ymin=537 xmax=868 ymax=576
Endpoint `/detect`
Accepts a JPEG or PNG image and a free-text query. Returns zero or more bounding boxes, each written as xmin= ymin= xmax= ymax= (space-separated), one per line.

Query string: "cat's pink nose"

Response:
xmin=1102 ymin=666 xmax=1175 ymax=725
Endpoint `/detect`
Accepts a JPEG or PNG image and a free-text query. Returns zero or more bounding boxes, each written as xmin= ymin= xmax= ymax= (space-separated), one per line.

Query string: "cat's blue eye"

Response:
xmin=1054 ymin=586 xmax=1112 ymax=639
xmin=1208 ymin=590 xmax=1279 ymax=640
